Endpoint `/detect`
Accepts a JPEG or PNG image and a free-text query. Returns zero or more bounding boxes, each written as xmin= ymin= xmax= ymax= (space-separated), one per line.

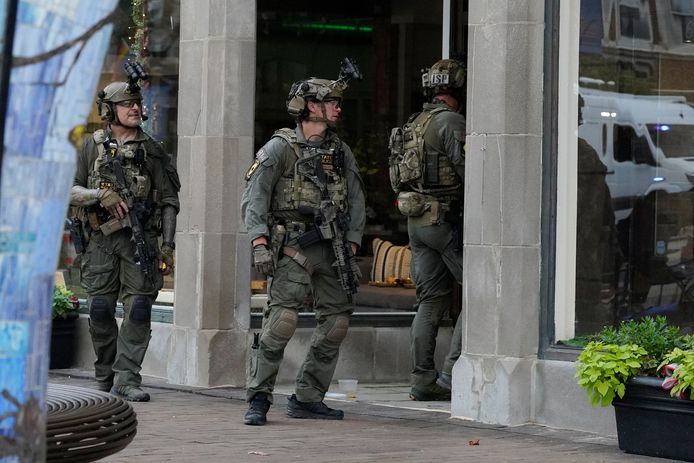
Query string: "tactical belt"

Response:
xmin=282 ymin=246 xmax=314 ymax=274
xmin=281 ymin=220 xmax=325 ymax=249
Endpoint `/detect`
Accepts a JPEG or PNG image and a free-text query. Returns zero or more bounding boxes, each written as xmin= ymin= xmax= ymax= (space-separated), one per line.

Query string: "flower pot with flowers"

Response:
xmin=575 ymin=316 xmax=694 ymax=461
xmin=50 ymin=285 xmax=80 ymax=369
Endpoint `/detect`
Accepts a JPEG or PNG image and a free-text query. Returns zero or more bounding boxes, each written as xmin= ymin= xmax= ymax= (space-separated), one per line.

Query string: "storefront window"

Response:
xmin=253 ymin=0 xmax=465 ymax=313
xmin=574 ymin=0 xmax=694 ymax=335
xmin=63 ymin=0 xmax=180 ymax=305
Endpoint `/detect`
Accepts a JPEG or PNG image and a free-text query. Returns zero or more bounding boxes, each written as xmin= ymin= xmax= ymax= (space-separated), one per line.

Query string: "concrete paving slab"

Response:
xmin=48 ymin=369 xmax=676 ymax=462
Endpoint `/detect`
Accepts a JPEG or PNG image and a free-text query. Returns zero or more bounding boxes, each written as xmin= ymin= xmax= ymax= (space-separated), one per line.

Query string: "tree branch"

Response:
xmin=12 ymin=9 xmax=118 ymax=68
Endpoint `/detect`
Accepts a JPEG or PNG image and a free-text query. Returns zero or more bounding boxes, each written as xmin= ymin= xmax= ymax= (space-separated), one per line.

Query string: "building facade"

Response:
xmin=64 ymin=0 xmax=694 ymax=436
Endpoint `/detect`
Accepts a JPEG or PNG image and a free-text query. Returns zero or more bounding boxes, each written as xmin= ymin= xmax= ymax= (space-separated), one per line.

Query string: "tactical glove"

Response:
xmin=253 ymin=244 xmax=274 ymax=276
xmin=97 ymin=189 xmax=124 ymax=210
xmin=160 ymin=243 xmax=175 ymax=271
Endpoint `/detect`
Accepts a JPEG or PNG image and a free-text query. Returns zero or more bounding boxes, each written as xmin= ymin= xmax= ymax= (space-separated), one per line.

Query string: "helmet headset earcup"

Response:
xmin=287 ymin=94 xmax=307 ymax=118
xmin=101 ymin=103 xmax=115 ymax=122
xmin=97 ymin=90 xmax=116 ymax=123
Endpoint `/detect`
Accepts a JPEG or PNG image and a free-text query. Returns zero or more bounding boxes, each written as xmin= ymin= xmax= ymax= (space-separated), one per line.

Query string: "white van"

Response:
xmin=579 ymin=87 xmax=694 ymax=222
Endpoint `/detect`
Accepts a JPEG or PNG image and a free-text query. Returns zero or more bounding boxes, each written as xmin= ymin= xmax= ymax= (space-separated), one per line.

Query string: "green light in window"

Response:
xmin=282 ymin=23 xmax=373 ymax=33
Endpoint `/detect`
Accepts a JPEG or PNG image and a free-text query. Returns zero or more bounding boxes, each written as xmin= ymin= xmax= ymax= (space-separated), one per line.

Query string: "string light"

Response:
xmin=131 ymin=0 xmax=147 ymax=62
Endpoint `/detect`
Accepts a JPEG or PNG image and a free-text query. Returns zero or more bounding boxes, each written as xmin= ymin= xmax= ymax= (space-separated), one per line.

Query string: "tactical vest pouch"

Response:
xmin=388 ymin=127 xmax=423 ymax=192
xmin=129 ymin=175 xmax=149 ymax=199
xmin=100 ymin=217 xmax=127 ymax=236
xmin=270 ymin=224 xmax=286 ymax=267
xmin=388 ymin=127 xmax=404 ymax=192
xmin=388 ymin=109 xmax=443 ymax=193
xmin=409 ymin=197 xmax=444 ymax=227
xmin=396 ymin=191 xmax=428 ymax=217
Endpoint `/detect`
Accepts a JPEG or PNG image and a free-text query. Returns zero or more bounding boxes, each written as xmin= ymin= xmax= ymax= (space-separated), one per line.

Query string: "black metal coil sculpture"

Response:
xmin=46 ymin=384 xmax=137 ymax=462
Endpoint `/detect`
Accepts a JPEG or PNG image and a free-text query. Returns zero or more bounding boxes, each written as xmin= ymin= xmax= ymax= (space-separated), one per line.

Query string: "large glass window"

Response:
xmin=573 ymin=0 xmax=694 ymax=336
xmin=253 ymin=0 xmax=467 ymax=313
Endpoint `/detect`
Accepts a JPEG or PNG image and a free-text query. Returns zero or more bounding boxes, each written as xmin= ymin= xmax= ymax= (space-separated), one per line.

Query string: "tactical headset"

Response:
xmin=286 ymin=57 xmax=362 ymax=120
xmin=97 ymin=61 xmax=150 ymax=123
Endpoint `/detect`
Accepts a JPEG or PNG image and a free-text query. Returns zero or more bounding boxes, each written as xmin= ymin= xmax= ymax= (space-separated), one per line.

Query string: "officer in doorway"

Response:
xmin=388 ymin=58 xmax=466 ymax=400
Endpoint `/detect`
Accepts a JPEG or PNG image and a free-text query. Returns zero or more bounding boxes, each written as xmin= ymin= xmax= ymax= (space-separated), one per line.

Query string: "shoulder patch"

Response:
xmin=255 ymin=148 xmax=269 ymax=163
xmin=245 ymin=148 xmax=269 ymax=181
xmin=244 ymin=160 xmax=261 ymax=181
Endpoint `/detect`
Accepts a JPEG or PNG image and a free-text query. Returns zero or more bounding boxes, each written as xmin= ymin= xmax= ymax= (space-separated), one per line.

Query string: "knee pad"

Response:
xmin=129 ymin=296 xmax=152 ymax=323
xmin=89 ymin=296 xmax=114 ymax=321
xmin=325 ymin=314 xmax=349 ymax=343
xmin=266 ymin=309 xmax=298 ymax=342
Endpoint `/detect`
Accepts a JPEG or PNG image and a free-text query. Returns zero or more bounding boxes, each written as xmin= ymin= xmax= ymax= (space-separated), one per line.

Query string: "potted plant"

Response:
xmin=575 ymin=316 xmax=694 ymax=461
xmin=50 ymin=285 xmax=80 ymax=369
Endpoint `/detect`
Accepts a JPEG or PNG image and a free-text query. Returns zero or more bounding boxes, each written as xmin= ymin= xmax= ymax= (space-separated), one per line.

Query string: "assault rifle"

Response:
xmin=298 ymin=200 xmax=359 ymax=302
xmin=106 ymin=147 xmax=157 ymax=285
xmin=295 ymin=153 xmax=359 ymax=302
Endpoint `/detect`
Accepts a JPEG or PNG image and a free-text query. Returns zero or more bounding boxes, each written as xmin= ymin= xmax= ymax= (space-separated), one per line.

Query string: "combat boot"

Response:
xmin=436 ymin=372 xmax=452 ymax=391
xmin=93 ymin=380 xmax=113 ymax=392
xmin=409 ymin=382 xmax=451 ymax=401
xmin=286 ymin=394 xmax=344 ymax=420
xmin=110 ymin=385 xmax=151 ymax=402
xmin=244 ymin=393 xmax=271 ymax=426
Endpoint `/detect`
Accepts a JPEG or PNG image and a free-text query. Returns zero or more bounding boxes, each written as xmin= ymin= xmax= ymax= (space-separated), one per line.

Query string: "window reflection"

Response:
xmin=576 ymin=0 xmax=694 ymax=334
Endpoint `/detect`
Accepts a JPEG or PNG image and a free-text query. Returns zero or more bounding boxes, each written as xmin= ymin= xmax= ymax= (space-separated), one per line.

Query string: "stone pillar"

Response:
xmin=169 ymin=0 xmax=256 ymax=387
xmin=452 ymin=0 xmax=544 ymax=425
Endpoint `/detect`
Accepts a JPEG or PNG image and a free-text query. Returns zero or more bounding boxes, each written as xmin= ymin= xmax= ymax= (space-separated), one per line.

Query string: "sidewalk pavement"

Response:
xmin=49 ymin=370 xmax=674 ymax=463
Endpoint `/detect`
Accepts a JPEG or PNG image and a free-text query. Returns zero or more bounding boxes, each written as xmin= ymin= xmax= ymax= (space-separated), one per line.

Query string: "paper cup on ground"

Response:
xmin=338 ymin=379 xmax=358 ymax=399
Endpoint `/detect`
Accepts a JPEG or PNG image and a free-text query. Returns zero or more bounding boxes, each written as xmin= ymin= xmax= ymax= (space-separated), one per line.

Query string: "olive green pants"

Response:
xmin=80 ymin=228 xmax=162 ymax=387
xmin=408 ymin=219 xmax=462 ymax=388
xmin=247 ymin=241 xmax=351 ymax=403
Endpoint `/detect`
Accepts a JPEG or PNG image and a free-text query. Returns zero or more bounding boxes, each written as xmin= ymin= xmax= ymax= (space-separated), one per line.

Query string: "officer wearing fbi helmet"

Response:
xmin=388 ymin=58 xmax=466 ymax=401
xmin=70 ymin=62 xmax=180 ymax=402
xmin=241 ymin=59 xmax=365 ymax=425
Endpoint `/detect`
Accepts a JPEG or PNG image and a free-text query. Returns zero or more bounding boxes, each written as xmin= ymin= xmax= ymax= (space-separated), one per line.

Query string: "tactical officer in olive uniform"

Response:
xmin=241 ymin=70 xmax=365 ymax=426
xmin=70 ymin=79 xmax=180 ymax=402
xmin=389 ymin=59 xmax=466 ymax=401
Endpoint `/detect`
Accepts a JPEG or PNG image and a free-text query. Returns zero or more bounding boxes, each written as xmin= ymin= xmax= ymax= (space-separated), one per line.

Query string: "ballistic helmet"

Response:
xmin=421 ymin=59 xmax=466 ymax=99
xmin=286 ymin=77 xmax=345 ymax=119
xmin=97 ymin=82 xmax=142 ymax=122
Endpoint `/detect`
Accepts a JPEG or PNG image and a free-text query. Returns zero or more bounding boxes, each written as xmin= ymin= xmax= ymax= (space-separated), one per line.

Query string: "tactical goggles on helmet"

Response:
xmin=321 ymin=98 xmax=342 ymax=108
xmin=286 ymin=58 xmax=361 ymax=118
xmin=116 ymin=99 xmax=142 ymax=108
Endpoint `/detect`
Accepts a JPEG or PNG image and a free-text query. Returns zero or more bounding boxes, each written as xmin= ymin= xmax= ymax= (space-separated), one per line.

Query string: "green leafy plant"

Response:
xmin=576 ymin=342 xmax=647 ymax=406
xmin=595 ymin=316 xmax=686 ymax=374
xmin=575 ymin=316 xmax=694 ymax=406
xmin=659 ymin=348 xmax=694 ymax=400
xmin=52 ymin=285 xmax=79 ymax=319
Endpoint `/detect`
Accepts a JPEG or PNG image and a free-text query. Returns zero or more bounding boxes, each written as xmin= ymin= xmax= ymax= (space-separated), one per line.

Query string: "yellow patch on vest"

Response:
xmin=245 ymin=159 xmax=261 ymax=181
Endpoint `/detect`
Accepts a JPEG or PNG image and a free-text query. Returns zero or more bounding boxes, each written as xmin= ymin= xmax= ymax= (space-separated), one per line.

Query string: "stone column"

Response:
xmin=452 ymin=0 xmax=544 ymax=425
xmin=169 ymin=0 xmax=255 ymax=387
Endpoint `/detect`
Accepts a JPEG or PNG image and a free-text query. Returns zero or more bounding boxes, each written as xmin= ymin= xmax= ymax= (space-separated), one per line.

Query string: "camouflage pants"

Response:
xmin=408 ymin=219 xmax=462 ymax=388
xmin=80 ymin=228 xmax=162 ymax=387
xmin=247 ymin=241 xmax=351 ymax=403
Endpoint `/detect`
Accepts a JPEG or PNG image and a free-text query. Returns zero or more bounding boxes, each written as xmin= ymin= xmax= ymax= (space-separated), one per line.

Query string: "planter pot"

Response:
xmin=50 ymin=312 xmax=78 ymax=369
xmin=613 ymin=376 xmax=694 ymax=462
